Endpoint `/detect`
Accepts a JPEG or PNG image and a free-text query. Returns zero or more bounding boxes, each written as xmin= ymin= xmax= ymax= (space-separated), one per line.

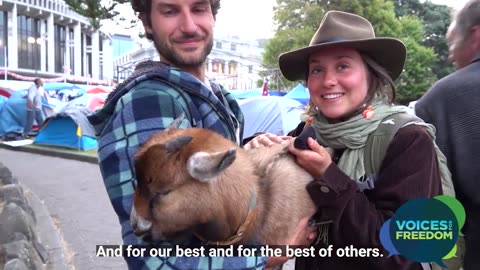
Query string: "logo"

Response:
xmin=379 ymin=195 xmax=465 ymax=267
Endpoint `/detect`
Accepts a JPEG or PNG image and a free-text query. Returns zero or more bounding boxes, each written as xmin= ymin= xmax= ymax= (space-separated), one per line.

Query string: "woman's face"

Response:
xmin=307 ymin=47 xmax=369 ymax=122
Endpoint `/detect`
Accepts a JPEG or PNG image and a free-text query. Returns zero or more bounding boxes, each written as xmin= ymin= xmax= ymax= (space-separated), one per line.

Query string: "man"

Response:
xmin=88 ymin=0 xmax=313 ymax=269
xmin=24 ymin=78 xmax=47 ymax=136
xmin=446 ymin=20 xmax=476 ymax=70
xmin=415 ymin=1 xmax=480 ymax=270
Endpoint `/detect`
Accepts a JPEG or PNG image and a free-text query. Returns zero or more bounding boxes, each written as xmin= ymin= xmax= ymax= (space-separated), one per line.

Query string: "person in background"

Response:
xmin=24 ymin=78 xmax=47 ymax=136
xmin=275 ymin=10 xmax=443 ymax=269
xmin=88 ymin=0 xmax=315 ymax=269
xmin=415 ymin=1 xmax=480 ymax=269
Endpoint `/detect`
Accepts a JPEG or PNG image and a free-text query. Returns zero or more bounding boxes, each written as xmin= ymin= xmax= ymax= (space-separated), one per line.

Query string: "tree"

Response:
xmin=63 ymin=0 xmax=131 ymax=30
xmin=262 ymin=0 xmax=437 ymax=104
xmin=393 ymin=0 xmax=454 ymax=80
xmin=262 ymin=0 xmax=323 ymax=90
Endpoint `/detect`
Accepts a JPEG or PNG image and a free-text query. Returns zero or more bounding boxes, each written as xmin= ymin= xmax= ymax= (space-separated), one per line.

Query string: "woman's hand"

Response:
xmin=265 ymin=216 xmax=318 ymax=268
xmin=243 ymin=133 xmax=291 ymax=150
xmin=288 ymin=137 xmax=332 ymax=178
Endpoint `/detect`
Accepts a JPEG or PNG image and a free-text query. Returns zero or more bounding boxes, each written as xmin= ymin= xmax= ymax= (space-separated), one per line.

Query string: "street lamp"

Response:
xmin=0 ymin=40 xmax=7 ymax=80
xmin=27 ymin=36 xmax=42 ymax=75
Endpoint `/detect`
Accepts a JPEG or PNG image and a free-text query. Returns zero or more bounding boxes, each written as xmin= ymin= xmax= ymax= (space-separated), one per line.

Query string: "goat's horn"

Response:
xmin=166 ymin=113 xmax=186 ymax=130
xmin=187 ymin=148 xmax=237 ymax=182
xmin=164 ymin=135 xmax=192 ymax=152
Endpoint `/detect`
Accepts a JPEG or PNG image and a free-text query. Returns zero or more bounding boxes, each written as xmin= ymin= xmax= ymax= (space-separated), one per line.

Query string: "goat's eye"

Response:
xmin=159 ymin=190 xmax=172 ymax=196
xmin=150 ymin=190 xmax=172 ymax=208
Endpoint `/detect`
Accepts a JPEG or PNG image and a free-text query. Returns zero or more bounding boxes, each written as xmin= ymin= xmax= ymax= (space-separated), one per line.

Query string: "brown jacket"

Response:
xmin=295 ymin=125 xmax=442 ymax=270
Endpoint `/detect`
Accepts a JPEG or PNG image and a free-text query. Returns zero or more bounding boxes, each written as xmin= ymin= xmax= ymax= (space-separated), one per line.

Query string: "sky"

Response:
xmin=106 ymin=0 xmax=470 ymax=39
xmin=214 ymin=0 xmax=470 ymax=39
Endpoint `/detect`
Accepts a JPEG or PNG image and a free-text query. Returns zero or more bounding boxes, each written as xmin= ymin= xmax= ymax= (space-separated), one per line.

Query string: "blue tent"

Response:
xmin=238 ymin=96 xmax=305 ymax=138
xmin=43 ymin=82 xmax=83 ymax=92
xmin=229 ymin=89 xmax=262 ymax=99
xmin=33 ymin=114 xmax=97 ymax=151
xmin=33 ymin=95 xmax=101 ymax=151
xmin=284 ymin=83 xmax=310 ymax=105
xmin=0 ymin=90 xmax=53 ymax=137
xmin=0 ymin=95 xmax=7 ymax=111
xmin=268 ymin=90 xmax=287 ymax=97
xmin=0 ymin=90 xmax=28 ymax=136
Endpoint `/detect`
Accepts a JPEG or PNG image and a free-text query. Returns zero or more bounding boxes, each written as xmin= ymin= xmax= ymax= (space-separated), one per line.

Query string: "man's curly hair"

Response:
xmin=131 ymin=0 xmax=221 ymax=40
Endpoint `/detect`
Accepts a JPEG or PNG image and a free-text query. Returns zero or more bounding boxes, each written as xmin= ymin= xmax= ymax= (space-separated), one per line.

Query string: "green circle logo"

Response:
xmin=379 ymin=195 xmax=465 ymax=267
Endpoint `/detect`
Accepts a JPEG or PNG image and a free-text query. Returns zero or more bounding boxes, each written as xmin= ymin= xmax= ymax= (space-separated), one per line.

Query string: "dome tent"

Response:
xmin=238 ymin=96 xmax=305 ymax=138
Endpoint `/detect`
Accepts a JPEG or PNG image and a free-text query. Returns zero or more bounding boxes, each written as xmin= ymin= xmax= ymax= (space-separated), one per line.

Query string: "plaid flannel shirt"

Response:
xmin=88 ymin=63 xmax=266 ymax=270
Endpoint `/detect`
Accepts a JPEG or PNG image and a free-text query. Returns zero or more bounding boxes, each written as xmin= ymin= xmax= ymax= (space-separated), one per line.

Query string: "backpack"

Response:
xmin=363 ymin=113 xmax=460 ymax=270
xmin=362 ymin=112 xmax=455 ymax=198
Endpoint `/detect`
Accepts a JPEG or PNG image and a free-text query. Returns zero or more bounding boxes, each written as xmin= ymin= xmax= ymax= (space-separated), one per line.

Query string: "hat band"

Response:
xmin=313 ymin=37 xmax=349 ymax=46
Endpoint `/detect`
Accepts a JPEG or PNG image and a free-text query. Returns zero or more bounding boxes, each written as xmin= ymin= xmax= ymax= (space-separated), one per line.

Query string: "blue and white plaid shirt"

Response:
xmin=88 ymin=62 xmax=265 ymax=270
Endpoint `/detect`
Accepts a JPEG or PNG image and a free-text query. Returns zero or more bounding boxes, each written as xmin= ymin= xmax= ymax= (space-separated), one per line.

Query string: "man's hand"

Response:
xmin=243 ymin=133 xmax=291 ymax=150
xmin=265 ymin=216 xmax=318 ymax=268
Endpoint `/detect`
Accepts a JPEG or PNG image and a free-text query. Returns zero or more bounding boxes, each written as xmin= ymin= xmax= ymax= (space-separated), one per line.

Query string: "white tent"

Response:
xmin=238 ymin=96 xmax=305 ymax=138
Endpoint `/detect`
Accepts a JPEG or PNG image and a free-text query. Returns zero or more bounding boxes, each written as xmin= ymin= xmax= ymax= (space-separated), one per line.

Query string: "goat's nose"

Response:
xmin=131 ymin=207 xmax=153 ymax=236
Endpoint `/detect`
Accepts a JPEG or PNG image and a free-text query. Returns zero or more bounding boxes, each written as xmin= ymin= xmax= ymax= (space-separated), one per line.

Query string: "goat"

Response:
xmin=131 ymin=122 xmax=316 ymax=245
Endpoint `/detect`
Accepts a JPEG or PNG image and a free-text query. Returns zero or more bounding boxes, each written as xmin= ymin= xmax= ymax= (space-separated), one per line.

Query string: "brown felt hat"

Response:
xmin=279 ymin=11 xmax=407 ymax=81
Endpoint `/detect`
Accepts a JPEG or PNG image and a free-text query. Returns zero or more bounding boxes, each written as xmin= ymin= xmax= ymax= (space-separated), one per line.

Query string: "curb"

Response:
xmin=23 ymin=186 xmax=69 ymax=270
xmin=0 ymin=143 xmax=98 ymax=164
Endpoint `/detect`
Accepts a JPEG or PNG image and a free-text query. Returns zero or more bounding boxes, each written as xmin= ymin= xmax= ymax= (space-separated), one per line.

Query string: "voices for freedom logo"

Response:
xmin=379 ymin=195 xmax=465 ymax=267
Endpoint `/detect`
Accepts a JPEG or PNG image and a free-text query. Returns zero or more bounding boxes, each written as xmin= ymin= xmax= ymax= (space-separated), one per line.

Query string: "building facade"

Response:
xmin=0 ymin=0 xmax=113 ymax=84
xmin=113 ymin=35 xmax=265 ymax=90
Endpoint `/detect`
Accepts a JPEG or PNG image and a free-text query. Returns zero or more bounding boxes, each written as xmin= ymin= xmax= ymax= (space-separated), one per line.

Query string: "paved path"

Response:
xmin=0 ymin=149 xmax=127 ymax=270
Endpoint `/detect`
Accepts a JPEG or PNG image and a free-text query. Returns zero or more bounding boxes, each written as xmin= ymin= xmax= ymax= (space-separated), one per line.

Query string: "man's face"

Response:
xmin=143 ymin=0 xmax=215 ymax=69
xmin=447 ymin=28 xmax=476 ymax=70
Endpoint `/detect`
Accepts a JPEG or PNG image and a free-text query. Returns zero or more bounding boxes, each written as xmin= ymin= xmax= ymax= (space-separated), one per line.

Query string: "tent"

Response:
xmin=43 ymin=82 xmax=83 ymax=92
xmin=238 ymin=96 xmax=305 ymax=138
xmin=284 ymin=83 xmax=310 ymax=105
xmin=44 ymin=82 xmax=86 ymax=100
xmin=86 ymin=87 xmax=111 ymax=95
xmin=33 ymin=94 xmax=105 ymax=150
xmin=0 ymin=86 xmax=15 ymax=98
xmin=0 ymin=95 xmax=7 ymax=112
xmin=0 ymin=81 xmax=34 ymax=93
xmin=0 ymin=90 xmax=53 ymax=137
xmin=229 ymin=89 xmax=262 ymax=100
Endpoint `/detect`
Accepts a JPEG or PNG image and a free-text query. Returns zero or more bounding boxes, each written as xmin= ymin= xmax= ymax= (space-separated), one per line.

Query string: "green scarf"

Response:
xmin=311 ymin=102 xmax=445 ymax=183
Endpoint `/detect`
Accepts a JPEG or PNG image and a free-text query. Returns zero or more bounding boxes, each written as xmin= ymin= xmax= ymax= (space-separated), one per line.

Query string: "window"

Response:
xmin=54 ymin=24 xmax=66 ymax=73
xmin=0 ymin=12 xmax=6 ymax=67
xmin=17 ymin=15 xmax=41 ymax=71
xmin=230 ymin=43 xmax=236 ymax=51
xmin=215 ymin=41 xmax=222 ymax=49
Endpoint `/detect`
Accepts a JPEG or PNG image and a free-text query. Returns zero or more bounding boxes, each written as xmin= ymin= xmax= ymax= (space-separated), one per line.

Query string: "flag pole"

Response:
xmin=76 ymin=125 xmax=82 ymax=151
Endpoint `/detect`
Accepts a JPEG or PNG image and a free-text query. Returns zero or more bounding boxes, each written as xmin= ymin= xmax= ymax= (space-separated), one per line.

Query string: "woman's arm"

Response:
xmin=308 ymin=125 xmax=442 ymax=245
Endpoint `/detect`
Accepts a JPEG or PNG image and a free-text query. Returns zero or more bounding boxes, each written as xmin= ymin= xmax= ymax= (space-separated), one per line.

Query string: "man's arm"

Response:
xmin=97 ymin=82 xmax=267 ymax=270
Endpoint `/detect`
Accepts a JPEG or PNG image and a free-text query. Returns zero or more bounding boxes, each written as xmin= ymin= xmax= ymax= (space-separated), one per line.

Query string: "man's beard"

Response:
xmin=153 ymin=33 xmax=213 ymax=68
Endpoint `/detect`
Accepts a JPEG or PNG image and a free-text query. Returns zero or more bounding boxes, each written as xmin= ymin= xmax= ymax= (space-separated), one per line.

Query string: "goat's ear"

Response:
xmin=164 ymin=135 xmax=193 ymax=153
xmin=187 ymin=148 xmax=237 ymax=182
xmin=166 ymin=113 xmax=186 ymax=130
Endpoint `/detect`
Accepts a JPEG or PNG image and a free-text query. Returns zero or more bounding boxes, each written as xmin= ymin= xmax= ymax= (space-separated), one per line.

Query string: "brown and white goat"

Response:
xmin=131 ymin=125 xmax=316 ymax=245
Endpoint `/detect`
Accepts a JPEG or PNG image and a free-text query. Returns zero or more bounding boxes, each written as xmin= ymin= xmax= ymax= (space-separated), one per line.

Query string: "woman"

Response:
xmin=278 ymin=11 xmax=443 ymax=270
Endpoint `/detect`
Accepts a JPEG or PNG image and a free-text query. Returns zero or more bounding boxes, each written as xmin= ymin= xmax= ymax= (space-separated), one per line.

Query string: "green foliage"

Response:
xmin=63 ymin=0 xmax=130 ymax=30
xmin=396 ymin=36 xmax=437 ymax=104
xmin=262 ymin=0 xmax=439 ymax=104
xmin=393 ymin=0 xmax=455 ymax=80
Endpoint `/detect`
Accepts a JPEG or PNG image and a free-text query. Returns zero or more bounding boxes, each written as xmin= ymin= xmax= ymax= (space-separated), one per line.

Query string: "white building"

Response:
xmin=113 ymin=35 xmax=265 ymax=90
xmin=0 ymin=0 xmax=113 ymax=84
